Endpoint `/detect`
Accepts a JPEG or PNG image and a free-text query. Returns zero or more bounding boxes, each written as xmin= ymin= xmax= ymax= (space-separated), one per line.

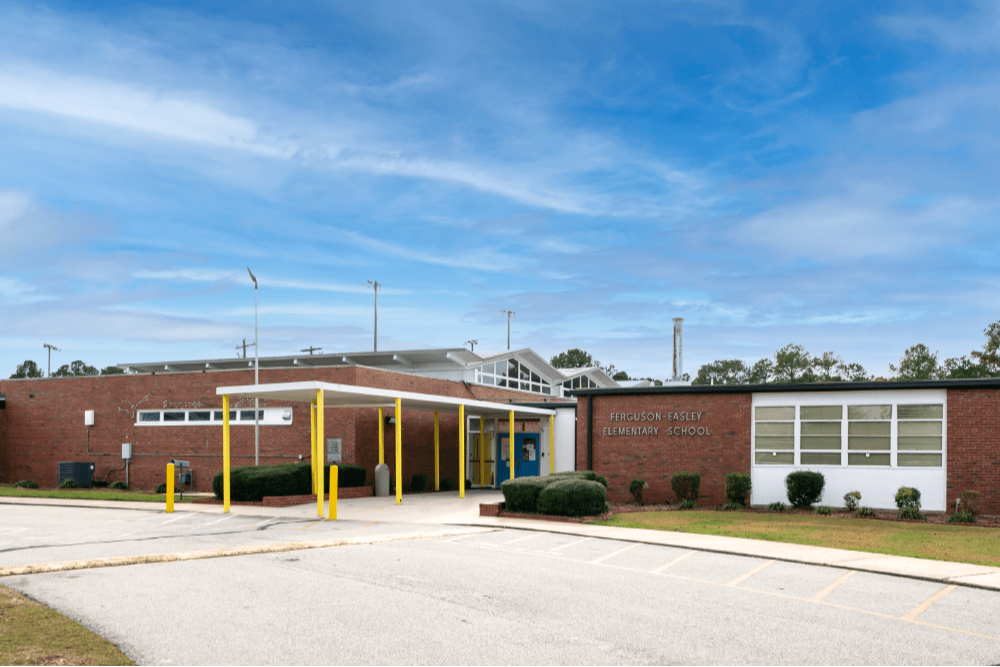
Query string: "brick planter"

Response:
xmin=192 ymin=485 xmax=374 ymax=507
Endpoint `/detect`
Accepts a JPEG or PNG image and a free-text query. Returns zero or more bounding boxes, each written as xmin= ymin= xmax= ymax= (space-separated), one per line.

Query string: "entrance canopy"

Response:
xmin=215 ymin=380 xmax=558 ymax=419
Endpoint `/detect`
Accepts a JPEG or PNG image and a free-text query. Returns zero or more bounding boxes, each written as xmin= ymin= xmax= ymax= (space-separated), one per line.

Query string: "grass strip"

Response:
xmin=0 ymin=584 xmax=133 ymax=665
xmin=598 ymin=511 xmax=1000 ymax=567
xmin=0 ymin=487 xmax=194 ymax=503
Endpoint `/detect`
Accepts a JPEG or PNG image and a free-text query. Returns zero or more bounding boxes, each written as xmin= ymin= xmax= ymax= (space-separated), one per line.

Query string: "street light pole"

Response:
xmin=365 ymin=280 xmax=380 ymax=352
xmin=43 ymin=343 xmax=60 ymax=377
xmin=500 ymin=310 xmax=515 ymax=350
xmin=247 ymin=267 xmax=260 ymax=466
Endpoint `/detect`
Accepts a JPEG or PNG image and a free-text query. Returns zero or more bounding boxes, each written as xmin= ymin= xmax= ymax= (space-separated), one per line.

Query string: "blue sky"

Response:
xmin=2 ymin=1 xmax=999 ymax=380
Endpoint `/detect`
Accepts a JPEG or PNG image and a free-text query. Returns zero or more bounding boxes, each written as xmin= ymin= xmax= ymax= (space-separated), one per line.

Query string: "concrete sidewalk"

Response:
xmin=3 ymin=491 xmax=999 ymax=591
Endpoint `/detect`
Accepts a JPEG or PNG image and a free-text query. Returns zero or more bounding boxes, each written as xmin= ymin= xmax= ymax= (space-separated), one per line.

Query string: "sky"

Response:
xmin=2 ymin=1 xmax=999 ymax=381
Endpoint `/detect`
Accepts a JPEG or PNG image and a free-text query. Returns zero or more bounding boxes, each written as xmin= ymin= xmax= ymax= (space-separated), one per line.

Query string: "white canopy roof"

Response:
xmin=216 ymin=381 xmax=558 ymax=418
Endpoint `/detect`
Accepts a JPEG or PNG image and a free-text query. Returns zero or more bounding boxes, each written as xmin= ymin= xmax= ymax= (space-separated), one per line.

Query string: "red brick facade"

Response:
xmin=0 ymin=366 xmax=559 ymax=493
xmin=946 ymin=388 xmax=1000 ymax=514
xmin=577 ymin=391 xmax=753 ymax=504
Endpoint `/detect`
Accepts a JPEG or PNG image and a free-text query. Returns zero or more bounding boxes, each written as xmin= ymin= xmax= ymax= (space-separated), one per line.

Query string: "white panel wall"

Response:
xmin=751 ymin=389 xmax=947 ymax=512
xmin=540 ymin=406 xmax=577 ymax=475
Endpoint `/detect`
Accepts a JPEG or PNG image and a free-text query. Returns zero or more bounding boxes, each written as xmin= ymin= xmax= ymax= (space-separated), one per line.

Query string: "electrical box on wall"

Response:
xmin=122 ymin=443 xmax=132 ymax=460
xmin=84 ymin=410 xmax=95 ymax=426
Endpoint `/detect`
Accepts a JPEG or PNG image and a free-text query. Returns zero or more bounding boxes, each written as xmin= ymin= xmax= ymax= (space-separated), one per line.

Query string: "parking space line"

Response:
xmin=591 ymin=542 xmax=640 ymax=564
xmin=726 ymin=560 xmax=775 ymax=587
xmin=253 ymin=518 xmax=277 ymax=528
xmin=503 ymin=533 xmax=543 ymax=546
xmin=158 ymin=513 xmax=195 ymax=525
xmin=549 ymin=536 xmax=590 ymax=552
xmin=200 ymin=515 xmax=235 ymax=528
xmin=653 ymin=550 xmax=696 ymax=574
xmin=902 ymin=584 xmax=958 ymax=622
xmin=297 ymin=520 xmax=324 ymax=531
xmin=809 ymin=570 xmax=857 ymax=602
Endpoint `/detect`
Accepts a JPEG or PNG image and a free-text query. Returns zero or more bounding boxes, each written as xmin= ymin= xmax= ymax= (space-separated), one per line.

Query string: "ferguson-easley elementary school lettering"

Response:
xmin=602 ymin=411 xmax=711 ymax=437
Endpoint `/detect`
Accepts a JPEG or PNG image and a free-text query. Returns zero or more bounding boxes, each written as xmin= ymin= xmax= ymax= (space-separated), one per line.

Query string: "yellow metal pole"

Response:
xmin=329 ymin=465 xmax=338 ymax=521
xmin=459 ymin=404 xmax=465 ymax=499
xmin=434 ymin=410 xmax=440 ymax=491
xmin=549 ymin=414 xmax=555 ymax=475
xmin=310 ymin=401 xmax=317 ymax=494
xmin=223 ymin=394 xmax=231 ymax=513
xmin=317 ymin=388 xmax=325 ymax=518
xmin=509 ymin=410 xmax=515 ymax=481
xmin=166 ymin=463 xmax=175 ymax=513
xmin=480 ymin=415 xmax=485 ymax=486
xmin=378 ymin=406 xmax=385 ymax=465
xmin=395 ymin=397 xmax=402 ymax=505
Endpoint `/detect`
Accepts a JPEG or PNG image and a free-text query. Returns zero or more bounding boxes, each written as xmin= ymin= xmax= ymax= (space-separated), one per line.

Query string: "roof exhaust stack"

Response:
xmin=672 ymin=318 xmax=684 ymax=381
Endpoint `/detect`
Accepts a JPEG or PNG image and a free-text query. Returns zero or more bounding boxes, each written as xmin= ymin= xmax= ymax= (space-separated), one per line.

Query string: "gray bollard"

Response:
xmin=374 ymin=463 xmax=390 ymax=497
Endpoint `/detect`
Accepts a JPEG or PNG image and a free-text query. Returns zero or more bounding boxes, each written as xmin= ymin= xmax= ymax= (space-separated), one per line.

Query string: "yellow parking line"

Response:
xmin=727 ymin=560 xmax=775 ymax=587
xmin=810 ymin=570 xmax=857 ymax=602
xmin=297 ymin=520 xmax=325 ymax=531
xmin=902 ymin=585 xmax=958 ymax=622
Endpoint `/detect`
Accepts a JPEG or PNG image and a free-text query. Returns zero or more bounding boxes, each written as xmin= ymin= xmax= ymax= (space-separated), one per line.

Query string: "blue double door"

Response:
xmin=495 ymin=432 xmax=541 ymax=485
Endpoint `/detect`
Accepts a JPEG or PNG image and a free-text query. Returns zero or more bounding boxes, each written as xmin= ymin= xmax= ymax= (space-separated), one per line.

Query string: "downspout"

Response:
xmin=587 ymin=394 xmax=594 ymax=471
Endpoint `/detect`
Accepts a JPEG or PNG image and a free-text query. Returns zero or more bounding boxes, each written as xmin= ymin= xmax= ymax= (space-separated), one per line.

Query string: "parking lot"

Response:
xmin=2 ymin=501 xmax=1000 ymax=664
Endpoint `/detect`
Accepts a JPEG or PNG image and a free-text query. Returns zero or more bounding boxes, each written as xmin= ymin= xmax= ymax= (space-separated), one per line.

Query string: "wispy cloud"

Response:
xmin=881 ymin=1 xmax=1000 ymax=53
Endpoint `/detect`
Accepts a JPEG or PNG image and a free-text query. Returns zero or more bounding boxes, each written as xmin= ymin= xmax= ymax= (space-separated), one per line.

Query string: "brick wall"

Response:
xmin=0 ymin=366 xmax=566 ymax=493
xmin=577 ymin=392 xmax=752 ymax=504
xmin=947 ymin=388 xmax=1000 ymax=514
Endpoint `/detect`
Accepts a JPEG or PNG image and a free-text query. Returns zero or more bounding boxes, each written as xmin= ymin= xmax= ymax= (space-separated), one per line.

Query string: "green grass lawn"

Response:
xmin=0 ymin=486 xmax=194 ymax=503
xmin=598 ymin=510 xmax=1000 ymax=567
xmin=0 ymin=584 xmax=133 ymax=665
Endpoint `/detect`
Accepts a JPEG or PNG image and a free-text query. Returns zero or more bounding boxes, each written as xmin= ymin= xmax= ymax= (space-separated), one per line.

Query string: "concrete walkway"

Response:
xmin=3 ymin=491 xmax=999 ymax=590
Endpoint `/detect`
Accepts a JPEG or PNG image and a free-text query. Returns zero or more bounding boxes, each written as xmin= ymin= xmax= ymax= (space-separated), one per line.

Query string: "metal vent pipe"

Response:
xmin=672 ymin=318 xmax=684 ymax=381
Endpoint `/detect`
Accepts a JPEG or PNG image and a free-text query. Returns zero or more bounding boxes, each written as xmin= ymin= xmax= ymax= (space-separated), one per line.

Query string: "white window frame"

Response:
xmin=136 ymin=407 xmax=294 ymax=426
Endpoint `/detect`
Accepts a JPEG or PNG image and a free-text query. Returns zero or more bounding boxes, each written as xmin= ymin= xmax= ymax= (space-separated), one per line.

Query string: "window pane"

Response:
xmin=755 ymin=436 xmax=794 ymax=450
xmin=755 ymin=406 xmax=794 ymax=421
xmin=801 ymin=452 xmax=841 ymax=465
xmin=139 ymin=411 xmax=160 ymax=422
xmin=541 ymin=386 xmax=550 ymax=395
xmin=898 ymin=453 xmax=942 ymax=467
xmin=531 ymin=371 xmax=540 ymax=383
xmin=898 ymin=436 xmax=942 ymax=451
xmin=213 ymin=411 xmax=223 ymax=420
xmin=848 ymin=405 xmax=892 ymax=420
xmin=848 ymin=453 xmax=890 ymax=466
xmin=801 ymin=422 xmax=840 ymax=436
xmin=239 ymin=410 xmax=257 ymax=420
xmin=848 ymin=422 xmax=890 ymax=436
xmin=189 ymin=411 xmax=211 ymax=422
xmin=163 ymin=411 xmax=185 ymax=422
xmin=848 ymin=437 xmax=890 ymax=451
xmin=801 ymin=406 xmax=841 ymax=420
xmin=755 ymin=422 xmax=793 ymax=436
xmin=755 ymin=452 xmax=794 ymax=465
xmin=898 ymin=421 xmax=942 ymax=436
xmin=898 ymin=404 xmax=943 ymax=420
xmin=801 ymin=436 xmax=841 ymax=450
xmin=508 ymin=360 xmax=518 ymax=377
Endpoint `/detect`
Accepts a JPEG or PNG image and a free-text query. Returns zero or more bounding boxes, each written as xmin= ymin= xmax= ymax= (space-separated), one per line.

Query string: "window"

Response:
xmin=897 ymin=404 xmax=943 ymax=467
xmin=473 ymin=359 xmax=552 ymax=394
xmin=847 ymin=405 xmax=891 ymax=466
xmin=137 ymin=408 xmax=292 ymax=426
xmin=754 ymin=406 xmax=794 ymax=465
xmin=800 ymin=406 xmax=841 ymax=465
xmin=138 ymin=411 xmax=160 ymax=422
xmin=163 ymin=411 xmax=185 ymax=422
xmin=189 ymin=411 xmax=211 ymax=422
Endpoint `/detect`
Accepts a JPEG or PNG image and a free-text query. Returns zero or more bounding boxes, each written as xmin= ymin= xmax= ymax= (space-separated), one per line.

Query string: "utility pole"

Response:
xmin=236 ymin=338 xmax=256 ymax=359
xmin=365 ymin=280 xmax=380 ymax=352
xmin=43 ymin=343 xmax=60 ymax=377
xmin=500 ymin=310 xmax=515 ymax=350
xmin=464 ymin=340 xmax=478 ymax=352
xmin=247 ymin=267 xmax=260 ymax=466
xmin=300 ymin=346 xmax=323 ymax=355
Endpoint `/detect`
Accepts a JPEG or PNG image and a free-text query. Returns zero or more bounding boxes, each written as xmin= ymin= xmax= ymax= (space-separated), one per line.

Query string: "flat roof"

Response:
xmin=569 ymin=377 xmax=1000 ymax=397
xmin=216 ymin=381 xmax=557 ymax=418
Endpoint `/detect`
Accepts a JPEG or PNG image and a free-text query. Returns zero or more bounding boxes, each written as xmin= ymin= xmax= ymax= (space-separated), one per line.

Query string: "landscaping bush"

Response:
xmin=856 ymin=506 xmax=877 ymax=518
xmin=894 ymin=486 xmax=923 ymax=520
xmin=724 ymin=473 xmax=751 ymax=507
xmin=629 ymin=478 xmax=648 ymax=505
xmin=551 ymin=471 xmax=607 ymax=487
xmin=211 ymin=462 xmax=365 ymax=502
xmin=335 ymin=464 xmax=367 ymax=488
xmin=465 ymin=479 xmax=472 ymax=490
xmin=785 ymin=471 xmax=825 ymax=507
xmin=14 ymin=480 xmax=39 ymax=489
xmin=947 ymin=512 xmax=976 ymax=524
xmin=500 ymin=476 xmax=552 ymax=513
xmin=155 ymin=483 xmax=167 ymax=494
xmin=958 ymin=490 xmax=980 ymax=517
xmin=898 ymin=507 xmax=924 ymax=521
xmin=768 ymin=501 xmax=786 ymax=512
xmin=843 ymin=491 xmax=861 ymax=512
xmin=92 ymin=480 xmax=108 ymax=488
xmin=814 ymin=505 xmax=832 ymax=516
xmin=59 ymin=479 xmax=77 ymax=489
xmin=536 ymin=479 xmax=607 ymax=517
xmin=594 ymin=474 xmax=608 ymax=488
xmin=678 ymin=499 xmax=697 ymax=510
xmin=411 ymin=473 xmax=427 ymax=493
xmin=110 ymin=481 xmax=129 ymax=490
xmin=671 ymin=472 xmax=701 ymax=502
xmin=440 ymin=478 xmax=455 ymax=491
xmin=722 ymin=501 xmax=743 ymax=511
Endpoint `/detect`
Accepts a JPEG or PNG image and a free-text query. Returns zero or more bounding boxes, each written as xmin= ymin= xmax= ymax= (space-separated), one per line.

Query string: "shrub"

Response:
xmin=110 ymin=481 xmax=129 ymax=490
xmin=814 ymin=505 xmax=832 ymax=516
xmin=785 ymin=471 xmax=825 ymax=507
xmin=594 ymin=474 xmax=608 ymax=488
xmin=155 ymin=483 xmax=167 ymax=494
xmin=768 ymin=501 xmax=786 ymax=512
xmin=536 ymin=479 xmax=607 ymax=517
xmin=211 ymin=462 xmax=365 ymax=502
xmin=629 ymin=478 xmax=648 ymax=505
xmin=958 ymin=490 xmax=980 ymax=517
xmin=856 ymin=506 xmax=877 ymax=518
xmin=552 ymin=471 xmax=606 ymax=487
xmin=894 ymin=486 xmax=921 ymax=510
xmin=59 ymin=479 xmax=77 ymax=489
xmin=671 ymin=472 xmax=701 ymax=502
xmin=439 ymin=478 xmax=455 ymax=491
xmin=899 ymin=507 xmax=924 ymax=521
xmin=843 ymin=491 xmax=861 ymax=512
xmin=466 ymin=479 xmax=472 ymax=490
xmin=92 ymin=480 xmax=108 ymax=488
xmin=335 ymin=464 xmax=367 ymax=488
xmin=722 ymin=501 xmax=743 ymax=511
xmin=411 ymin=474 xmax=427 ymax=493
xmin=947 ymin=512 xmax=976 ymax=524
xmin=678 ymin=499 xmax=697 ymax=510
xmin=14 ymin=480 xmax=39 ymax=489
xmin=500 ymin=477 xmax=551 ymax=513
xmin=724 ymin=473 xmax=752 ymax=507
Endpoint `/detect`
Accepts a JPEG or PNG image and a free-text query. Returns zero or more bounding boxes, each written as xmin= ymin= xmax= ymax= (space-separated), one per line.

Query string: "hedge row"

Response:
xmin=212 ymin=462 xmax=367 ymax=502
xmin=500 ymin=471 xmax=608 ymax=517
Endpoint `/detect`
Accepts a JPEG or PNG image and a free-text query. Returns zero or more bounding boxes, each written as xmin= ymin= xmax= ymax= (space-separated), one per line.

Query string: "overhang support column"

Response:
xmin=316 ymin=389 xmax=325 ymax=518
xmin=459 ymin=405 xmax=465 ymax=498
xmin=509 ymin=410 xmax=515 ymax=481
xmin=310 ymin=401 xmax=317 ymax=494
xmin=479 ymin=415 xmax=485 ymax=487
xmin=549 ymin=414 xmax=555 ymax=475
xmin=395 ymin=397 xmax=402 ymax=505
xmin=434 ymin=410 xmax=440 ymax=491
xmin=223 ymin=394 xmax=231 ymax=513
xmin=378 ymin=406 xmax=384 ymax=465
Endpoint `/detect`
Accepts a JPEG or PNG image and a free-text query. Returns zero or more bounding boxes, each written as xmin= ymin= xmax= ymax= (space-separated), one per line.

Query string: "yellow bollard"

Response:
xmin=395 ymin=397 xmax=402 ymax=505
xmin=378 ymin=406 xmax=384 ymax=465
xmin=166 ymin=463 xmax=175 ymax=513
xmin=329 ymin=465 xmax=338 ymax=520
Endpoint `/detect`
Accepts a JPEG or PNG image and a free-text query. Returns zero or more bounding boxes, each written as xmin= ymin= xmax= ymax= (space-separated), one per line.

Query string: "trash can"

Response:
xmin=374 ymin=463 xmax=390 ymax=497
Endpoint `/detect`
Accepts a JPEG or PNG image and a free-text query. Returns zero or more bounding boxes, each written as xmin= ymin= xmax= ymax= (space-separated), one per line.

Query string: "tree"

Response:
xmin=10 ymin=360 xmax=43 ymax=379
xmin=611 ymin=370 xmax=630 ymax=381
xmin=940 ymin=355 xmax=986 ymax=379
xmin=838 ymin=362 xmax=870 ymax=382
xmin=52 ymin=360 xmax=99 ymax=377
xmin=100 ymin=366 xmax=124 ymax=376
xmin=890 ymin=344 xmax=939 ymax=380
xmin=773 ymin=344 xmax=814 ymax=382
xmin=747 ymin=358 xmax=774 ymax=384
xmin=692 ymin=359 xmax=748 ymax=385
xmin=550 ymin=348 xmax=597 ymax=369
xmin=968 ymin=320 xmax=1000 ymax=377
